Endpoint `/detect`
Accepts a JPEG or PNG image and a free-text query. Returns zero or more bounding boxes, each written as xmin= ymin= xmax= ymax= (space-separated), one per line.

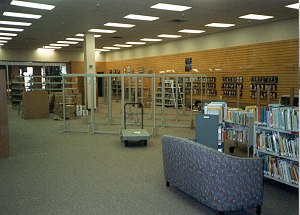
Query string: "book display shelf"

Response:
xmin=253 ymin=105 xmax=299 ymax=188
xmin=221 ymin=76 xmax=243 ymax=97
xmin=155 ymin=80 xmax=184 ymax=108
xmin=250 ymin=76 xmax=278 ymax=100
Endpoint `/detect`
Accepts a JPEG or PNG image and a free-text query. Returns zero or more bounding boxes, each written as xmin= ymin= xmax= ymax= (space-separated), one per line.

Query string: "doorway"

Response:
xmin=97 ymin=72 xmax=104 ymax=97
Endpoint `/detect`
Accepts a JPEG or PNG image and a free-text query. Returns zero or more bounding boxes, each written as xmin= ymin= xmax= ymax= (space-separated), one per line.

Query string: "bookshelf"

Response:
xmin=155 ymin=80 xmax=184 ymax=108
xmin=253 ymin=106 xmax=299 ymax=188
xmin=221 ymin=76 xmax=243 ymax=97
xmin=250 ymin=76 xmax=278 ymax=100
xmin=184 ymin=76 xmax=216 ymax=96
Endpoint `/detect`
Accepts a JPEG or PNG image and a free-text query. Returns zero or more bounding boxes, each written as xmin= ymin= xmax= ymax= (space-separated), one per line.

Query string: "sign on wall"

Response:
xmin=185 ymin=58 xmax=192 ymax=72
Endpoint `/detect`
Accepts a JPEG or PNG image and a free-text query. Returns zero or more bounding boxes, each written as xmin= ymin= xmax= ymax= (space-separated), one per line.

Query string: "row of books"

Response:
xmin=254 ymin=105 xmax=299 ymax=132
xmin=258 ymin=154 xmax=298 ymax=185
xmin=227 ymin=129 xmax=248 ymax=143
xmin=203 ymin=102 xmax=228 ymax=123
xmin=226 ymin=111 xmax=254 ymax=126
xmin=256 ymin=131 xmax=299 ymax=158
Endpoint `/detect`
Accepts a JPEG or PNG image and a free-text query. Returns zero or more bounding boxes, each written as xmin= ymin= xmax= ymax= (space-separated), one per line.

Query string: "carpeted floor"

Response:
xmin=0 ymin=102 xmax=298 ymax=215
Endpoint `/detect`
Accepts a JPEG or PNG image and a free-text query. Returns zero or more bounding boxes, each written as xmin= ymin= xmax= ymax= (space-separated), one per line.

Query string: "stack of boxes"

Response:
xmin=51 ymin=88 xmax=84 ymax=119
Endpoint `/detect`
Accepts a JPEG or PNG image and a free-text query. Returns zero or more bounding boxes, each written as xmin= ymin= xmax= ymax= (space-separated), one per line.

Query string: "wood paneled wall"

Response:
xmin=70 ymin=39 xmax=299 ymax=106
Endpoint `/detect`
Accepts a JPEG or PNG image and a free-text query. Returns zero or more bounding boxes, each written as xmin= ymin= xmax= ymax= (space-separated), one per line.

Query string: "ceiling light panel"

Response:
xmin=285 ymin=3 xmax=299 ymax=9
xmin=150 ymin=3 xmax=191 ymax=11
xmin=205 ymin=23 xmax=235 ymax=28
xmin=104 ymin=23 xmax=135 ymax=28
xmin=0 ymin=27 xmax=23 ymax=32
xmin=0 ymin=37 xmax=12 ymax=40
xmin=95 ymin=49 xmax=110 ymax=52
xmin=88 ymin=29 xmax=116 ymax=33
xmin=3 ymin=12 xmax=41 ymax=19
xmin=0 ymin=32 xmax=17 ymax=36
xmin=11 ymin=0 xmax=55 ymax=10
xmin=50 ymin=43 xmax=69 ymax=47
xmin=140 ymin=38 xmax=162 ymax=42
xmin=124 ymin=14 xmax=159 ymax=21
xmin=239 ymin=14 xmax=274 ymax=20
xmin=43 ymin=46 xmax=61 ymax=49
xmin=179 ymin=29 xmax=205 ymax=34
xmin=0 ymin=21 xmax=31 ymax=26
xmin=103 ymin=47 xmax=120 ymax=50
xmin=66 ymin=38 xmax=84 ymax=41
xmin=0 ymin=40 xmax=8 ymax=43
xmin=76 ymin=34 xmax=101 ymax=38
xmin=158 ymin=34 xmax=182 ymax=38
xmin=113 ymin=44 xmax=132 ymax=47
xmin=0 ymin=44 xmax=4 ymax=46
xmin=126 ymin=42 xmax=146 ymax=45
xmin=57 ymin=41 xmax=78 ymax=44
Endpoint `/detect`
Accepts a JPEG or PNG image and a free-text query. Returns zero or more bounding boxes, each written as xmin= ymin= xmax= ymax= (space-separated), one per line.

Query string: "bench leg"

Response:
xmin=256 ymin=206 xmax=261 ymax=215
xmin=166 ymin=181 xmax=170 ymax=187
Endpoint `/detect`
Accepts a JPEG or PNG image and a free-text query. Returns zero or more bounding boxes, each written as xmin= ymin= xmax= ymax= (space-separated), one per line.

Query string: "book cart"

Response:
xmin=253 ymin=105 xmax=299 ymax=188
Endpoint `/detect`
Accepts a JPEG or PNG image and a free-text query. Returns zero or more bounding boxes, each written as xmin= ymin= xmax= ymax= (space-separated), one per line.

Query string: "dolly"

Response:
xmin=120 ymin=102 xmax=150 ymax=147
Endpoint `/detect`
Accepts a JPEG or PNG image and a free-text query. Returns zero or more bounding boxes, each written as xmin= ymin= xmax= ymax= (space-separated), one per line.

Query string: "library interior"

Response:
xmin=0 ymin=0 xmax=299 ymax=215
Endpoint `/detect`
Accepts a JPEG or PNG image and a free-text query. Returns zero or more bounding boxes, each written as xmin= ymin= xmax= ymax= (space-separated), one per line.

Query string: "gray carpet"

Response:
xmin=0 ymin=103 xmax=298 ymax=215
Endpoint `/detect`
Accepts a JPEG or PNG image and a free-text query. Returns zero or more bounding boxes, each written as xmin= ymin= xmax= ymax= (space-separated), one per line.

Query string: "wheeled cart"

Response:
xmin=120 ymin=102 xmax=150 ymax=147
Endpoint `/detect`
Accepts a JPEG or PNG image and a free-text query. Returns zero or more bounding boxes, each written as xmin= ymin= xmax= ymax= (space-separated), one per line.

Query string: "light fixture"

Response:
xmin=76 ymin=33 xmax=101 ymax=38
xmin=150 ymin=3 xmax=191 ymax=11
xmin=140 ymin=38 xmax=162 ymax=42
xmin=113 ymin=44 xmax=132 ymax=47
xmin=0 ymin=37 xmax=12 ymax=40
xmin=103 ymin=47 xmax=121 ymax=50
xmin=126 ymin=42 xmax=146 ymax=45
xmin=0 ymin=40 xmax=8 ymax=43
xmin=95 ymin=49 xmax=110 ymax=52
xmin=124 ymin=14 xmax=159 ymax=21
xmin=3 ymin=12 xmax=41 ymax=19
xmin=0 ymin=32 xmax=17 ymax=36
xmin=66 ymin=38 xmax=84 ymax=41
xmin=43 ymin=46 xmax=61 ymax=49
xmin=0 ymin=44 xmax=4 ymax=46
xmin=11 ymin=0 xmax=55 ymax=10
xmin=158 ymin=34 xmax=182 ymax=38
xmin=50 ymin=43 xmax=69 ymax=47
xmin=239 ymin=14 xmax=274 ymax=20
xmin=0 ymin=27 xmax=23 ymax=32
xmin=104 ymin=22 xmax=135 ymax=28
xmin=0 ymin=20 xmax=31 ymax=26
xmin=205 ymin=23 xmax=235 ymax=28
xmin=57 ymin=41 xmax=78 ymax=44
xmin=178 ymin=29 xmax=205 ymax=34
xmin=285 ymin=3 xmax=299 ymax=9
xmin=88 ymin=29 xmax=116 ymax=33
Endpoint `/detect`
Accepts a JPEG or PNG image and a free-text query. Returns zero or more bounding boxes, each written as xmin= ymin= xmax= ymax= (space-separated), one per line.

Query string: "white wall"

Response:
xmin=0 ymin=18 xmax=297 ymax=63
xmin=106 ymin=18 xmax=298 ymax=62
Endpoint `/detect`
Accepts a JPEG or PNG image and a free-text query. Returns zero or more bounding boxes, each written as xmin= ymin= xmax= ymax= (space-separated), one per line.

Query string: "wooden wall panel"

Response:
xmin=0 ymin=70 xmax=9 ymax=158
xmin=72 ymin=39 xmax=299 ymax=106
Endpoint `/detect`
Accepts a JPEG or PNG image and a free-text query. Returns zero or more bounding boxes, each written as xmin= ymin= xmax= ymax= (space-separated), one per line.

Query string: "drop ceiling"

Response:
xmin=0 ymin=0 xmax=298 ymax=52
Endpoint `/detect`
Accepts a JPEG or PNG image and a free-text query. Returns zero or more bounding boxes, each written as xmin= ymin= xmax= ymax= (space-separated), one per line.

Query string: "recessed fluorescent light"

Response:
xmin=0 ymin=32 xmax=17 ymax=36
xmin=104 ymin=22 xmax=135 ymax=28
xmin=88 ymin=29 xmax=116 ymax=33
xmin=0 ymin=20 xmax=31 ymax=26
xmin=150 ymin=3 xmax=191 ymax=11
xmin=95 ymin=49 xmax=110 ymax=52
xmin=50 ymin=43 xmax=69 ymax=47
xmin=0 ymin=40 xmax=8 ymax=43
xmin=0 ymin=27 xmax=23 ymax=32
xmin=178 ymin=29 xmax=205 ymax=34
xmin=124 ymin=14 xmax=159 ymax=21
xmin=205 ymin=23 xmax=235 ymax=28
xmin=43 ymin=46 xmax=61 ymax=49
xmin=3 ymin=12 xmax=41 ymax=19
xmin=113 ymin=44 xmax=132 ymax=47
xmin=66 ymin=38 xmax=84 ymax=41
xmin=103 ymin=47 xmax=121 ymax=50
xmin=126 ymin=42 xmax=146 ymax=45
xmin=76 ymin=34 xmax=101 ymax=38
xmin=38 ymin=48 xmax=55 ymax=51
xmin=0 ymin=37 xmax=12 ymax=40
xmin=57 ymin=41 xmax=78 ymax=44
xmin=0 ymin=44 xmax=4 ymax=46
xmin=158 ymin=34 xmax=182 ymax=38
xmin=141 ymin=38 xmax=162 ymax=42
xmin=285 ymin=3 xmax=299 ymax=9
xmin=239 ymin=14 xmax=274 ymax=20
xmin=11 ymin=0 xmax=55 ymax=10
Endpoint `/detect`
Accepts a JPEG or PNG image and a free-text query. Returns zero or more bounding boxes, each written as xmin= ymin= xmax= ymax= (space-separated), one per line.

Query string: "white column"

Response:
xmin=84 ymin=33 xmax=96 ymax=109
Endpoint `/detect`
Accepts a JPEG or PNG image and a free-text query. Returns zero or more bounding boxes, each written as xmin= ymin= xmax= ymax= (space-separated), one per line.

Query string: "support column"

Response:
xmin=84 ymin=33 xmax=96 ymax=109
xmin=0 ymin=70 xmax=9 ymax=158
